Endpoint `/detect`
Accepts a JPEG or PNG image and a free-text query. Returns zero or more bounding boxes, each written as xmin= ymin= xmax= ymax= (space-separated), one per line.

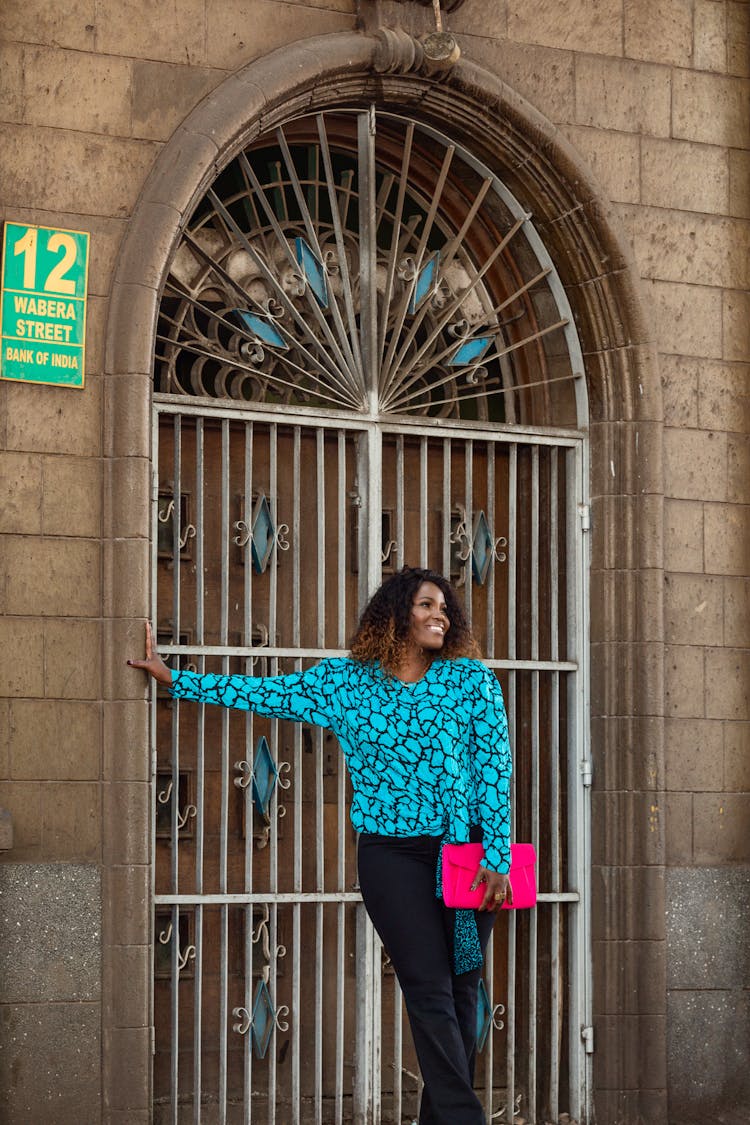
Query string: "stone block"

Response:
xmin=694 ymin=0 xmax=728 ymax=72
xmin=667 ymin=866 xmax=750 ymax=988
xmin=22 ymin=44 xmax=133 ymax=136
xmin=592 ymin=714 xmax=664 ymax=791
xmin=705 ymin=648 xmax=750 ymax=720
xmin=103 ymin=373 xmax=151 ymax=460
xmin=508 ymin=0 xmax=621 ymax=53
xmin=624 ymin=0 xmax=693 ymax=66
xmin=103 ymin=538 xmax=150 ymax=621
xmin=694 ymin=793 xmax=750 ymax=861
xmin=593 ymin=791 xmax=665 ymax=867
xmin=103 ymin=617 xmax=151 ymax=703
xmin=594 ymin=1089 xmax=668 ymax=1124
xmin=659 ymin=354 xmax=698 ymax=427
xmin=102 ymin=865 xmax=149 ymax=948
xmin=0 ymin=451 xmax=43 ymax=534
xmin=665 ymin=644 xmax=705 ymax=718
xmin=593 ymin=938 xmax=666 ymax=1015
xmin=0 ymin=701 xmax=9 ymax=779
xmin=664 ymin=573 xmax=724 ymax=646
xmin=0 ymin=782 xmax=42 ymax=857
xmin=0 ymin=618 xmax=44 ymax=698
xmin=42 ymin=455 xmax=102 ymax=538
xmin=728 ymin=1 xmax=750 ymax=78
xmin=103 ymin=1025 xmax=151 ymax=1111
xmin=664 ymin=716 xmax=724 ymax=791
xmin=664 ymin=499 xmax=703 ymax=573
xmin=4 ymin=536 xmax=101 ymax=617
xmin=103 ymin=943 xmax=150 ymax=1027
xmin=698 ymin=360 xmax=750 ymax=433
xmin=664 ymin=427 xmax=727 ymax=501
xmin=664 ymin=792 xmax=693 ymax=863
xmin=0 ymin=1001 xmax=101 ymax=1124
xmin=591 ymin=495 xmax=636 ymax=570
xmin=105 ymin=281 xmax=159 ymax=375
xmin=627 ymin=207 xmax=750 ymax=289
xmin=84 ymin=293 xmax=108 ymax=376
xmin=648 ymin=279 xmax=723 ymax=358
xmin=96 ymin=0 xmax=205 ymax=63
xmin=727 ymin=434 xmax=750 ymax=503
xmin=103 ymin=699 xmax=150 ymax=782
xmin=41 ymin=781 xmax=100 ymax=861
xmin=132 ymin=60 xmax=224 ymax=143
xmin=637 ymin=493 xmax=664 ymax=570
xmin=729 ymin=149 xmax=750 ymax=219
xmin=0 ymin=43 xmax=24 ymax=124
xmin=668 ymin=989 xmax=750 ymax=1116
xmin=594 ymin=1013 xmax=667 ymax=1089
xmin=463 ymin=38 xmax=575 ymax=124
xmin=0 ymin=810 xmax=12 ymax=850
xmin=563 ymin=125 xmax=640 ymax=204
xmin=104 ymin=456 xmax=151 ymax=540
xmin=725 ymin=721 xmax=750 ymax=789
xmin=0 ymin=863 xmax=101 ymax=1001
xmin=574 ymin=55 xmax=672 ymax=136
xmin=205 ymin=0 xmax=356 ymax=70
xmin=704 ymin=502 xmax=750 ymax=576
xmin=2 ymin=0 xmax=96 ymax=50
xmin=592 ymin=865 xmax=666 ymax=942
xmin=43 ymin=618 xmax=102 ymax=700
xmin=723 ymin=288 xmax=750 ymax=362
xmin=102 ymin=783 xmax=149 ymax=866
xmin=5 ymin=374 xmax=102 ymax=456
xmin=9 ymin=700 xmax=100 ymax=780
xmin=0 ymin=122 xmax=158 ymax=218
xmin=642 ymin=137 xmax=729 ymax=214
xmin=672 ymin=70 xmax=750 ymax=148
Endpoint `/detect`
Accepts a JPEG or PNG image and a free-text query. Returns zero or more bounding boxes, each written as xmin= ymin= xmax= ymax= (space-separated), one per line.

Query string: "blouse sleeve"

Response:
xmin=169 ymin=661 xmax=340 ymax=730
xmin=470 ymin=664 xmax=513 ymax=874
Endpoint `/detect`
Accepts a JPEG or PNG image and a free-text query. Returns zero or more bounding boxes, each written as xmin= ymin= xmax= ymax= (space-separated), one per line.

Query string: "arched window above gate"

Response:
xmin=155 ymin=109 xmax=587 ymax=429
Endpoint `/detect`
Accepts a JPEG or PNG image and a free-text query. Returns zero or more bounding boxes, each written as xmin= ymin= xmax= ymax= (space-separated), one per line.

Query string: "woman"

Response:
xmin=129 ymin=566 xmax=512 ymax=1125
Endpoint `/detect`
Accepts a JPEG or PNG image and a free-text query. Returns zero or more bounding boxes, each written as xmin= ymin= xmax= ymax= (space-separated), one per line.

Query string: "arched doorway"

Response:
xmin=149 ymin=104 xmax=592 ymax=1124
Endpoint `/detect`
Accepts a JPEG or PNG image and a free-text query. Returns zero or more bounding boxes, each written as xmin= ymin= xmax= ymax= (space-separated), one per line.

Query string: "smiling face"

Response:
xmin=407 ymin=581 xmax=451 ymax=653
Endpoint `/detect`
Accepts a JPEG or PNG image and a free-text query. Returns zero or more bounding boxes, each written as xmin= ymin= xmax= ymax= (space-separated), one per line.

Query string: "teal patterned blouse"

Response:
xmin=170 ymin=656 xmax=512 ymax=873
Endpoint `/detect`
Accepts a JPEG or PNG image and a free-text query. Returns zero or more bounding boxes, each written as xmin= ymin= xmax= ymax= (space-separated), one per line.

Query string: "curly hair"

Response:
xmin=349 ymin=566 xmax=480 ymax=675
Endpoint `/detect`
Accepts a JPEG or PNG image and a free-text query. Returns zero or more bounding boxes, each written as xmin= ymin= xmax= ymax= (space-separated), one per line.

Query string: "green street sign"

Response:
xmin=1 ymin=221 xmax=89 ymax=388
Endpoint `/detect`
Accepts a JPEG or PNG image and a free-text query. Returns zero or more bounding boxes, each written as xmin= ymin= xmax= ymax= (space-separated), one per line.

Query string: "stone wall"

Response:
xmin=0 ymin=2 xmax=747 ymax=1122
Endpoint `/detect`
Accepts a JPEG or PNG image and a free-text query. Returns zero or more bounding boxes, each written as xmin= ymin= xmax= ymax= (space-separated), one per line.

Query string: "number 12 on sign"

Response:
xmin=1 ymin=222 xmax=89 ymax=388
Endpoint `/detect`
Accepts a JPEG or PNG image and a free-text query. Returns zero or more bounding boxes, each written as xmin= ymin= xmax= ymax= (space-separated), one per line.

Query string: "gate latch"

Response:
xmin=581 ymin=1025 xmax=594 ymax=1054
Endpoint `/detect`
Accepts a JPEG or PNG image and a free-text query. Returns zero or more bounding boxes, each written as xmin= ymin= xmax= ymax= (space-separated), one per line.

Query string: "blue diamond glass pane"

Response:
xmin=471 ymin=510 xmax=493 ymax=586
xmin=476 ymin=978 xmax=492 ymax=1051
xmin=448 ymin=336 xmax=493 ymax=366
xmin=250 ymin=978 xmax=276 ymax=1059
xmin=295 ymin=237 xmax=328 ymax=307
xmin=233 ymin=308 xmax=288 ymax=350
xmin=251 ymin=736 xmax=279 ymax=817
xmin=250 ymin=492 xmax=276 ymax=574
xmin=409 ymin=252 xmax=440 ymax=313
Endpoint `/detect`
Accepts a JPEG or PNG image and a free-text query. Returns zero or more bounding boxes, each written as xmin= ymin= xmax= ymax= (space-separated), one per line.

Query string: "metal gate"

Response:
xmin=151 ymin=105 xmax=592 ymax=1125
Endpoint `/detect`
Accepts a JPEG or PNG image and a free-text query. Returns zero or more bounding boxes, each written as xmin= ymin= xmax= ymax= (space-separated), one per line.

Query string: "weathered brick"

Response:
xmin=672 ymin=70 xmax=750 ymax=148
xmin=694 ymin=0 xmax=728 ymax=72
xmin=724 ymin=721 xmax=750 ymax=790
xmin=462 ymin=38 xmax=575 ymax=123
xmin=508 ymin=0 xmax=622 ymax=54
xmin=664 ymin=573 xmax=724 ymax=646
xmin=724 ymin=577 xmax=750 ymax=649
xmin=647 ymin=280 xmax=723 ymax=358
xmin=705 ymin=647 xmax=750 ymax=720
xmin=4 ymin=537 xmax=101 ymax=617
xmin=0 ymin=619 xmax=45 ymax=698
xmin=723 ymin=288 xmax=750 ymax=362
xmin=665 ymin=644 xmax=705 ymax=718
xmin=727 ymin=1 xmax=750 ymax=78
xmin=0 ymin=123 xmax=158 ymax=217
xmin=22 ymin=45 xmax=132 ymax=136
xmin=625 ymin=0 xmax=693 ymax=66
xmin=132 ymin=60 xmax=223 ymax=143
xmin=698 ymin=361 xmax=750 ymax=432
xmin=659 ymin=355 xmax=698 ymax=427
xmin=704 ymin=502 xmax=750 ymax=575
xmin=44 ymin=618 xmax=102 ymax=700
xmin=665 ymin=717 xmax=724 ymax=791
xmin=42 ymin=456 xmax=102 ymax=538
xmin=2 ymin=0 xmax=96 ymax=51
xmin=575 ymin=55 xmax=672 ymax=136
xmin=693 ymin=793 xmax=750 ymax=861
xmin=664 ymin=428 xmax=727 ymax=501
xmin=641 ymin=138 xmax=729 ymax=215
xmin=0 ymin=452 xmax=43 ymax=534
xmin=9 ymin=700 xmax=100 ymax=780
xmin=729 ymin=149 xmax=750 ymax=219
xmin=5 ymin=376 xmax=102 ymax=456
xmin=41 ymin=781 xmax=100 ymax=860
xmin=563 ymin=125 xmax=640 ymax=204
xmin=205 ymin=0 xmax=357 ymax=70
xmin=664 ymin=499 xmax=704 ymax=572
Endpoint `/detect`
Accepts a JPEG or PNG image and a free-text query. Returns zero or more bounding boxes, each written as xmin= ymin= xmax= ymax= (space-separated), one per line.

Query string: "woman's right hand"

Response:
xmin=127 ymin=622 xmax=173 ymax=686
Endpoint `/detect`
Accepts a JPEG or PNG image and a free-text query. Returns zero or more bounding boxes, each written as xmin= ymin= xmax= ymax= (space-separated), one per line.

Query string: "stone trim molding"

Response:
xmin=104 ymin=30 xmax=665 ymax=1123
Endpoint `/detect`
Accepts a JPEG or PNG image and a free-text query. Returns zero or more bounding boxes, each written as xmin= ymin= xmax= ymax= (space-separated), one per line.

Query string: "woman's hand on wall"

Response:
xmin=471 ymin=866 xmax=513 ymax=912
xmin=127 ymin=622 xmax=174 ymax=686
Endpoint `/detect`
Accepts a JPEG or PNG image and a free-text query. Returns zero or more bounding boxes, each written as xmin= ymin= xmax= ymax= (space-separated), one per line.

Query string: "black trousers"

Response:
xmin=357 ymin=831 xmax=496 ymax=1125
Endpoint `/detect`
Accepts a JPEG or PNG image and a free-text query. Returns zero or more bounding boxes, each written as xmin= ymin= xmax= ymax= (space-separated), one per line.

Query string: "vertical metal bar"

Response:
xmin=442 ymin=438 xmax=451 ymax=578
xmin=243 ymin=421 xmax=255 ymax=1125
xmin=358 ymin=106 xmax=379 ymax=412
xmin=150 ymin=411 xmax=160 ymax=1125
xmin=505 ymin=443 xmax=517 ymax=1123
xmin=336 ymin=429 xmax=347 ymax=1125
xmin=420 ymin=436 xmax=428 ymax=567
xmin=170 ymin=416 xmax=182 ymax=1125
xmin=194 ymin=418 xmax=206 ymax=1124
xmin=528 ymin=446 xmax=540 ymax=1125
xmin=396 ymin=435 xmax=405 ymax=572
xmin=268 ymin=425 xmax=280 ymax=1122
xmin=393 ymin=982 xmax=403 ymax=1124
xmin=486 ymin=441 xmax=496 ymax=659
xmin=464 ymin=439 xmax=473 ymax=624
xmin=219 ymin=418 xmax=230 ymax=1124
xmin=549 ymin=449 xmax=561 ymax=1122
xmin=292 ymin=427 xmax=302 ymax=1125
xmin=315 ymin=427 xmax=325 ymax=1125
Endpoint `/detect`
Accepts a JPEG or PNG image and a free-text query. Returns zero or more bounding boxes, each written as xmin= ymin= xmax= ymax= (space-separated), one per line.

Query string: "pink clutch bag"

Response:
xmin=441 ymin=842 xmax=537 ymax=910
